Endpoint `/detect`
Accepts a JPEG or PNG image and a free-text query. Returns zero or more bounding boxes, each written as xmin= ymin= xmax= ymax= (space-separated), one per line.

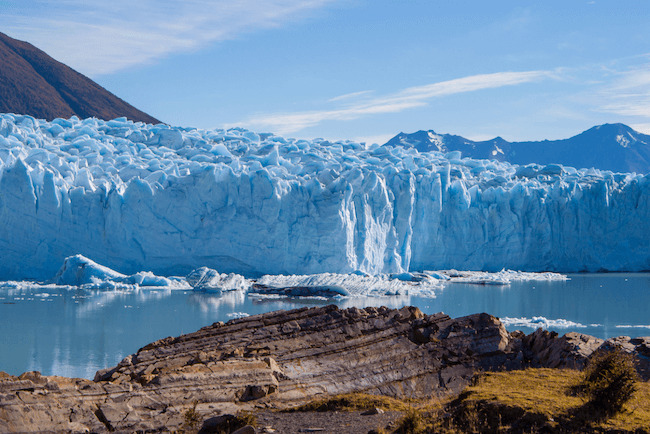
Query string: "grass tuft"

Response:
xmin=580 ymin=349 xmax=640 ymax=419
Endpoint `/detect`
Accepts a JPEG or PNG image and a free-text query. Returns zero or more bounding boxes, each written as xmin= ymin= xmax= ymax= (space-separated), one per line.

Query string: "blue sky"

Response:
xmin=1 ymin=0 xmax=649 ymax=143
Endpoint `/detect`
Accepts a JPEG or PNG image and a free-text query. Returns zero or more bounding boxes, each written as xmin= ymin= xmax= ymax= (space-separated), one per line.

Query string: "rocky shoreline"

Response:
xmin=1 ymin=305 xmax=649 ymax=433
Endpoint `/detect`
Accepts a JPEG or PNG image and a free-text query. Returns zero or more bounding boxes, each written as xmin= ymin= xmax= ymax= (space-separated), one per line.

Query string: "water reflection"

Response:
xmin=187 ymin=290 xmax=247 ymax=318
xmin=1 ymin=274 xmax=650 ymax=379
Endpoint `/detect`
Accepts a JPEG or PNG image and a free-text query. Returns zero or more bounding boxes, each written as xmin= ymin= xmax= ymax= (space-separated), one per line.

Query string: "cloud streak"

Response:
xmin=327 ymin=90 xmax=375 ymax=102
xmin=594 ymin=62 xmax=650 ymax=123
xmin=233 ymin=70 xmax=555 ymax=135
xmin=1 ymin=0 xmax=342 ymax=76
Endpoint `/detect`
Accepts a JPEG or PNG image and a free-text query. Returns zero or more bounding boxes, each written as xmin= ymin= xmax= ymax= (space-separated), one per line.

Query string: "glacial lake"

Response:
xmin=1 ymin=273 xmax=648 ymax=379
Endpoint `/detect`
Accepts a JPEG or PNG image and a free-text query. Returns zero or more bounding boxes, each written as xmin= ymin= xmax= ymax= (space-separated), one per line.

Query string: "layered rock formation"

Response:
xmin=0 ymin=305 xmax=648 ymax=433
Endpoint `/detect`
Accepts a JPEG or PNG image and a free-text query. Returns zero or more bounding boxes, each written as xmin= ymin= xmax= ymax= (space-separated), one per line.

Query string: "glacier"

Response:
xmin=1 ymin=113 xmax=650 ymax=281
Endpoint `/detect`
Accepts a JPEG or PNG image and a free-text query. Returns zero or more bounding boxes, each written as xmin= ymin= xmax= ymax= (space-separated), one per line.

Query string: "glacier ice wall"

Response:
xmin=1 ymin=113 xmax=649 ymax=280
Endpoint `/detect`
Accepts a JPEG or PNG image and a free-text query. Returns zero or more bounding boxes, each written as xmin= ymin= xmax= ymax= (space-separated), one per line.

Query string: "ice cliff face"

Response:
xmin=1 ymin=113 xmax=649 ymax=280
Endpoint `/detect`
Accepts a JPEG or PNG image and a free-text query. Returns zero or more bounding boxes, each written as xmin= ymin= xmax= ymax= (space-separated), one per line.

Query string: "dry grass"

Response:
xmin=448 ymin=368 xmax=650 ymax=433
xmin=463 ymin=368 xmax=582 ymax=417
xmin=283 ymin=369 xmax=650 ymax=433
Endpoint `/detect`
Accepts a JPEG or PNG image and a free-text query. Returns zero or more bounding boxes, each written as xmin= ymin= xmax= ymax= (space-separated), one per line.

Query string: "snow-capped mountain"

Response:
xmin=1 ymin=114 xmax=649 ymax=280
xmin=385 ymin=124 xmax=650 ymax=174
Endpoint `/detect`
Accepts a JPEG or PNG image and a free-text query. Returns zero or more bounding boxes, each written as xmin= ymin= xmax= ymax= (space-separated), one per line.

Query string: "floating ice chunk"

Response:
xmin=82 ymin=280 xmax=138 ymax=291
xmin=251 ymin=282 xmax=348 ymax=298
xmin=226 ymin=312 xmax=250 ymax=319
xmin=442 ymin=270 xmax=567 ymax=285
xmin=186 ymin=267 xmax=251 ymax=292
xmin=52 ymin=255 xmax=127 ymax=286
xmin=127 ymin=272 xmax=189 ymax=289
xmin=500 ymin=316 xmax=600 ymax=329
xmin=255 ymin=272 xmax=441 ymax=298
xmin=422 ymin=271 xmax=451 ymax=280
xmin=51 ymin=255 xmax=190 ymax=289
xmin=187 ymin=267 xmax=219 ymax=289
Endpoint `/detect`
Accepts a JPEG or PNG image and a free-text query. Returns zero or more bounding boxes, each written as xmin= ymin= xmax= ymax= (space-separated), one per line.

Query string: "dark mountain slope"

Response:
xmin=0 ymin=32 xmax=160 ymax=124
xmin=0 ymin=36 xmax=75 ymax=120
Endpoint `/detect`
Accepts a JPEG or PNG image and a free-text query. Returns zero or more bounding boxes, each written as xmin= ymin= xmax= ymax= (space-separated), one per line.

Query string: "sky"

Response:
xmin=1 ymin=0 xmax=649 ymax=144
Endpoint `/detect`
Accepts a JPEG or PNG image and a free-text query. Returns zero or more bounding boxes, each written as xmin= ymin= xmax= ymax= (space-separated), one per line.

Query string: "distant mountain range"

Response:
xmin=0 ymin=32 xmax=159 ymax=124
xmin=385 ymin=123 xmax=650 ymax=174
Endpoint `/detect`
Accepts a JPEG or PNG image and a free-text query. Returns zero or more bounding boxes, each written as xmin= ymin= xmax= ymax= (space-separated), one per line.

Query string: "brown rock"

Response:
xmin=232 ymin=426 xmax=256 ymax=434
xmin=523 ymin=329 xmax=604 ymax=369
xmin=593 ymin=336 xmax=650 ymax=380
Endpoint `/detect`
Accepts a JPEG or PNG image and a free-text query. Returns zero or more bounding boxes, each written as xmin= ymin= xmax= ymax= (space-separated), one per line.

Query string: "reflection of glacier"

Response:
xmin=2 ymin=114 xmax=650 ymax=280
xmin=186 ymin=291 xmax=246 ymax=316
xmin=74 ymin=290 xmax=142 ymax=318
xmin=27 ymin=341 xmax=112 ymax=380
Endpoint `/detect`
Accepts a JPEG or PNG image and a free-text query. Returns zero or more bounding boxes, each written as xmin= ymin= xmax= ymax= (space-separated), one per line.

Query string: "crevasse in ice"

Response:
xmin=1 ymin=113 xmax=649 ymax=280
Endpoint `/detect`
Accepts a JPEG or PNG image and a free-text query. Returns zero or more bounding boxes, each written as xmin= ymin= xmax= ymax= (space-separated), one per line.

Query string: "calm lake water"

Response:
xmin=1 ymin=273 xmax=648 ymax=379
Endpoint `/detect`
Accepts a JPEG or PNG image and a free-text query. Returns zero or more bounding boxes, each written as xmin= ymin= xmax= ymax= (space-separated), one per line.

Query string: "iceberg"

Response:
xmin=254 ymin=272 xmax=438 ymax=297
xmin=50 ymin=254 xmax=189 ymax=289
xmin=186 ymin=266 xmax=251 ymax=292
xmin=1 ymin=113 xmax=650 ymax=281
xmin=52 ymin=254 xmax=127 ymax=286
xmin=441 ymin=269 xmax=568 ymax=285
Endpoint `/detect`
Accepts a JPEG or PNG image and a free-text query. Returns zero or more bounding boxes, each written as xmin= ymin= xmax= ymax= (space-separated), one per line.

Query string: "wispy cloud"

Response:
xmin=594 ymin=63 xmax=650 ymax=122
xmin=1 ymin=0 xmax=342 ymax=76
xmin=231 ymin=70 xmax=556 ymax=135
xmin=328 ymin=90 xmax=375 ymax=102
xmin=631 ymin=124 xmax=650 ymax=135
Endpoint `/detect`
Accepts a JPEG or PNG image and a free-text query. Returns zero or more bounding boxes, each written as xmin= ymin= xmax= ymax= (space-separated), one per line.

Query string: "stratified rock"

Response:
xmin=1 ymin=306 xmax=511 ymax=433
xmin=518 ymin=329 xmax=650 ymax=381
xmin=0 ymin=305 xmax=646 ymax=433
xmin=521 ymin=329 xmax=604 ymax=369
xmin=593 ymin=336 xmax=650 ymax=380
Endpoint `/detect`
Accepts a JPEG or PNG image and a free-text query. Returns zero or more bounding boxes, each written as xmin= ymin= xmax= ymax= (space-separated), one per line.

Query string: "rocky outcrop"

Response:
xmin=517 ymin=329 xmax=605 ymax=370
xmin=595 ymin=336 xmax=650 ymax=380
xmin=0 ymin=305 xmax=647 ymax=433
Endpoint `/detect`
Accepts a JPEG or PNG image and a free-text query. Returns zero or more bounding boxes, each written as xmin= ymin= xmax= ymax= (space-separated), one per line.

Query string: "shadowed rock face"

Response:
xmin=0 ymin=31 xmax=160 ymax=124
xmin=0 ymin=305 xmax=647 ymax=433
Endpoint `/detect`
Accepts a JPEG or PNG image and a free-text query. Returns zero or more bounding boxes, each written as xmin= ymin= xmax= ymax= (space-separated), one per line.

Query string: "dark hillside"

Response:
xmin=0 ymin=32 xmax=160 ymax=124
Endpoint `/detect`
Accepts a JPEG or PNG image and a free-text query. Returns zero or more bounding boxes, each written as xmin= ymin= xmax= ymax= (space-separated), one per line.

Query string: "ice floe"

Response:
xmin=500 ymin=316 xmax=601 ymax=329
xmin=0 ymin=254 xmax=569 ymax=299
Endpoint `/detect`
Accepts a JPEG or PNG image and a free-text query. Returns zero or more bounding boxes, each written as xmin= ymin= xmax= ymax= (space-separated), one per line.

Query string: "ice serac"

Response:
xmin=1 ymin=113 xmax=650 ymax=280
